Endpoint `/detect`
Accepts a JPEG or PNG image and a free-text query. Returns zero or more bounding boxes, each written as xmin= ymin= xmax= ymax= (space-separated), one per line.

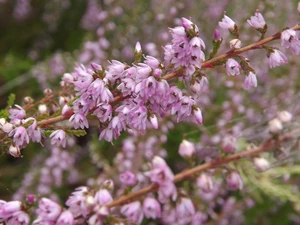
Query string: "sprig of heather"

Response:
xmin=0 ymin=114 xmax=297 ymax=225
xmin=0 ymin=12 xmax=299 ymax=156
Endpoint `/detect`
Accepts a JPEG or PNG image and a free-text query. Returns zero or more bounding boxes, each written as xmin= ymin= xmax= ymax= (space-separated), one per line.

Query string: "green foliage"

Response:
xmin=67 ymin=129 xmax=87 ymax=137
xmin=7 ymin=93 xmax=16 ymax=107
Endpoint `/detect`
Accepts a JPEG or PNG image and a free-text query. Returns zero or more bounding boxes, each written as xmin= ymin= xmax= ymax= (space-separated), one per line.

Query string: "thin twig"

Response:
xmin=105 ymin=128 xmax=300 ymax=208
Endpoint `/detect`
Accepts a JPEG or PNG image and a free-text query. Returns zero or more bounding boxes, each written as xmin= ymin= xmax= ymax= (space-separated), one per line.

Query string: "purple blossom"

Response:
xmin=9 ymin=126 xmax=30 ymax=147
xmin=120 ymin=171 xmax=137 ymax=186
xmin=66 ymin=187 xmax=92 ymax=218
xmin=35 ymin=198 xmax=62 ymax=222
xmin=120 ymin=201 xmax=144 ymax=224
xmin=49 ymin=130 xmax=67 ymax=148
xmin=191 ymin=76 xmax=209 ymax=94
xmin=247 ymin=11 xmax=266 ymax=29
xmin=281 ymin=29 xmax=300 ymax=55
xmin=92 ymin=103 xmax=112 ymax=123
xmin=105 ymin=60 xmax=126 ymax=84
xmin=176 ymin=197 xmax=195 ymax=221
xmin=219 ymin=15 xmax=235 ymax=30
xmin=7 ymin=211 xmax=30 ymax=225
xmin=94 ymin=189 xmax=113 ymax=205
xmin=269 ymin=49 xmax=288 ymax=68
xmin=9 ymin=105 xmax=26 ymax=124
xmin=197 ymin=173 xmax=214 ymax=193
xmin=0 ymin=201 xmax=22 ymax=221
xmin=226 ymin=171 xmax=243 ymax=190
xmin=143 ymin=197 xmax=161 ymax=219
xmin=221 ymin=135 xmax=237 ymax=153
xmin=244 ymin=72 xmax=257 ymax=89
xmin=226 ymin=58 xmax=241 ymax=76
xmin=56 ymin=210 xmax=74 ymax=225
xmin=69 ymin=113 xmax=89 ymax=129
xmin=164 ymin=18 xmax=205 ymax=80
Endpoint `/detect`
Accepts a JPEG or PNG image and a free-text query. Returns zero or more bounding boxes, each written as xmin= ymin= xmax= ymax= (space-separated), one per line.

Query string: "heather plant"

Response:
xmin=1 ymin=1 xmax=300 ymax=225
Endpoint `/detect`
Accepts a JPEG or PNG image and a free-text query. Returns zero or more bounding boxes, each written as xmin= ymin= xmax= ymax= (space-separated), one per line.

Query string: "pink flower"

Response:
xmin=0 ymin=201 xmax=22 ymax=220
xmin=179 ymin=140 xmax=195 ymax=158
xmin=269 ymin=49 xmax=288 ymax=68
xmin=143 ymin=197 xmax=161 ymax=219
xmin=281 ymin=29 xmax=300 ymax=55
xmin=226 ymin=172 xmax=243 ymax=190
xmin=226 ymin=58 xmax=241 ymax=76
xmin=120 ymin=171 xmax=137 ymax=186
xmin=69 ymin=113 xmax=89 ymax=129
xmin=176 ymin=197 xmax=195 ymax=220
xmin=221 ymin=135 xmax=237 ymax=153
xmin=121 ymin=201 xmax=144 ymax=224
xmin=244 ymin=72 xmax=257 ymax=89
xmin=9 ymin=126 xmax=30 ymax=147
xmin=35 ymin=198 xmax=62 ymax=222
xmin=219 ymin=15 xmax=235 ymax=30
xmin=247 ymin=10 xmax=266 ymax=29
xmin=66 ymin=187 xmax=92 ymax=218
xmin=50 ymin=130 xmax=67 ymax=148
xmin=9 ymin=105 xmax=26 ymax=124
xmin=56 ymin=210 xmax=74 ymax=225
xmin=197 ymin=173 xmax=214 ymax=193
xmin=6 ymin=211 xmax=30 ymax=225
xmin=146 ymin=156 xmax=174 ymax=185
xmin=94 ymin=189 xmax=113 ymax=205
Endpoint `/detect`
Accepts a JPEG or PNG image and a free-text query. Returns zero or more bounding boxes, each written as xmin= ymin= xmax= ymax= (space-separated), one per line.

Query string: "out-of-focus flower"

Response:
xmin=247 ymin=10 xmax=266 ymax=29
xmin=219 ymin=15 xmax=235 ymax=30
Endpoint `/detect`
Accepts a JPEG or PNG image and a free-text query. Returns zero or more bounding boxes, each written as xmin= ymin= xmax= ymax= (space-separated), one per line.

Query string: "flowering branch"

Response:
xmin=3 ymin=24 xmax=298 ymax=133
xmin=105 ymin=128 xmax=300 ymax=208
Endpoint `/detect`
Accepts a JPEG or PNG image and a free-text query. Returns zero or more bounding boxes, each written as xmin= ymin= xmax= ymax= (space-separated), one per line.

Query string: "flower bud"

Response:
xmin=62 ymin=73 xmax=74 ymax=83
xmin=43 ymin=88 xmax=52 ymax=95
xmin=149 ymin=114 xmax=158 ymax=130
xmin=197 ymin=173 xmax=214 ymax=193
xmin=24 ymin=96 xmax=34 ymax=104
xmin=8 ymin=145 xmax=21 ymax=157
xmin=120 ymin=171 xmax=137 ymax=186
xmin=268 ymin=118 xmax=283 ymax=134
xmin=230 ymin=39 xmax=242 ymax=49
xmin=2 ymin=123 xmax=14 ymax=133
xmin=193 ymin=107 xmax=203 ymax=124
xmin=179 ymin=140 xmax=195 ymax=158
xmin=38 ymin=104 xmax=47 ymax=114
xmin=226 ymin=171 xmax=243 ymax=190
xmin=135 ymin=42 xmax=141 ymax=53
xmin=26 ymin=194 xmax=36 ymax=204
xmin=182 ymin=17 xmax=193 ymax=30
xmin=254 ymin=157 xmax=270 ymax=172
xmin=94 ymin=189 xmax=113 ymax=205
xmin=103 ymin=179 xmax=114 ymax=190
xmin=0 ymin=118 xmax=6 ymax=127
xmin=221 ymin=135 xmax=237 ymax=153
xmin=277 ymin=111 xmax=292 ymax=123
xmin=91 ymin=62 xmax=102 ymax=71
xmin=213 ymin=29 xmax=221 ymax=41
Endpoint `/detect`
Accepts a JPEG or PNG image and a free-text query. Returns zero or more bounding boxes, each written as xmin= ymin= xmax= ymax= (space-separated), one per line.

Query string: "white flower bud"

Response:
xmin=2 ymin=123 xmax=14 ymax=133
xmin=230 ymin=39 xmax=242 ymax=49
xmin=24 ymin=96 xmax=34 ymax=104
xmin=268 ymin=118 xmax=283 ymax=134
xmin=38 ymin=104 xmax=48 ymax=114
xmin=277 ymin=111 xmax=292 ymax=123
xmin=9 ymin=145 xmax=21 ymax=157
xmin=254 ymin=157 xmax=270 ymax=172
xmin=179 ymin=140 xmax=195 ymax=158
xmin=0 ymin=118 xmax=6 ymax=127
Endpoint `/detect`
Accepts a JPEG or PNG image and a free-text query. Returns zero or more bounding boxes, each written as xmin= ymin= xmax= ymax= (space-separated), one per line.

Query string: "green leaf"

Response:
xmin=7 ymin=93 xmax=15 ymax=107
xmin=67 ymin=129 xmax=87 ymax=137
xmin=0 ymin=109 xmax=9 ymax=119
